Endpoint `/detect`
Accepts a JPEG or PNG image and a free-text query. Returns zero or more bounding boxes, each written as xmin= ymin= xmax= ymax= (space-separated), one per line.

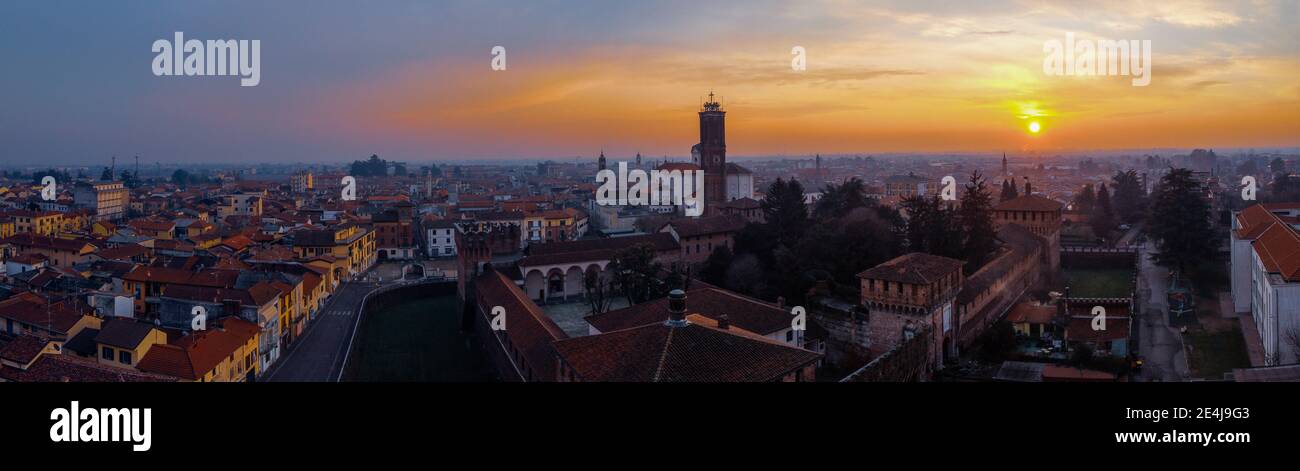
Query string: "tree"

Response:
xmin=1270 ymin=157 xmax=1286 ymax=173
xmin=900 ymin=194 xmax=963 ymax=260
xmin=1148 ymin=168 xmax=1219 ymax=271
xmin=958 ymin=171 xmax=997 ymax=271
xmin=813 ymin=177 xmax=867 ymax=220
xmin=1236 ymin=159 xmax=1258 ymax=176
xmin=1110 ymin=170 xmax=1147 ymax=224
xmin=977 ymin=321 xmax=1017 ymax=363
xmin=725 ymin=254 xmax=766 ymax=298
xmin=1091 ymin=183 xmax=1115 ymax=240
xmin=700 ymin=245 xmax=733 ymax=286
xmin=760 ymin=178 xmax=809 ymax=248
xmin=171 ymin=169 xmax=191 ymax=188
xmin=1266 ymin=172 xmax=1300 ymax=203
xmin=1073 ymin=184 xmax=1096 ymax=213
xmin=610 ymin=243 xmax=661 ymax=305
xmin=349 ymin=154 xmax=388 ymax=177
xmin=1003 ymin=179 xmax=1019 ymax=200
xmin=583 ymin=270 xmax=615 ymax=316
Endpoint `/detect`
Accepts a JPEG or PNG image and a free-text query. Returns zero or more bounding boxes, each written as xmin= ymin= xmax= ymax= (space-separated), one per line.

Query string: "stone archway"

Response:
xmin=524 ymin=269 xmax=546 ymax=301
xmin=546 ymin=268 xmax=566 ymax=301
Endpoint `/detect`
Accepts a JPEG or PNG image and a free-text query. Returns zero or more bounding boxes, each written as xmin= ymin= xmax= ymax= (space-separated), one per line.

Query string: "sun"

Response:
xmin=1028 ymin=121 xmax=1042 ymax=134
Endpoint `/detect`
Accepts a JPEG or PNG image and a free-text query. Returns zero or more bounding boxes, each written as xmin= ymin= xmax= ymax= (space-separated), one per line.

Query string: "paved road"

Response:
xmin=1135 ymin=243 xmax=1189 ymax=382
xmin=262 ymin=281 xmax=378 ymax=382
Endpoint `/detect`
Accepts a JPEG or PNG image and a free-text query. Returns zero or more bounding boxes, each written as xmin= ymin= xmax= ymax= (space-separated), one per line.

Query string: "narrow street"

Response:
xmin=262 ymin=281 xmax=379 ymax=382
xmin=1135 ymin=243 xmax=1190 ymax=381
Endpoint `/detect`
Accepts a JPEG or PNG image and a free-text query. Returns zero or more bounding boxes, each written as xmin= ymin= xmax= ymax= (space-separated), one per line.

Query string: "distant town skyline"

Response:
xmin=2 ymin=1 xmax=1297 ymax=164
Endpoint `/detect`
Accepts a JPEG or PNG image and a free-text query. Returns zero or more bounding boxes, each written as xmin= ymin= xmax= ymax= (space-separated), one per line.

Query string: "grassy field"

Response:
xmin=344 ymin=294 xmax=499 ymax=382
xmin=1184 ymin=326 xmax=1251 ymax=380
xmin=1064 ymin=269 xmax=1133 ymax=298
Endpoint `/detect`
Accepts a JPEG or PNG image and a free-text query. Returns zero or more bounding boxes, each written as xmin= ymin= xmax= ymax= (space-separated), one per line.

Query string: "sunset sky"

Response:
xmin=1 ymin=0 xmax=1297 ymax=164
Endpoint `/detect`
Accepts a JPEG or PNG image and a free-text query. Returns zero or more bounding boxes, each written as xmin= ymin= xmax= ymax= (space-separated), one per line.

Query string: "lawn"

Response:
xmin=344 ymin=294 xmax=499 ymax=382
xmin=1184 ymin=326 xmax=1251 ymax=380
xmin=1063 ymin=269 xmax=1133 ymax=298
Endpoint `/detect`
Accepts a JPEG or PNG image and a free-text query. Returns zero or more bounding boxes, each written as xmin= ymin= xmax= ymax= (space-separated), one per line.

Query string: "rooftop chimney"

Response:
xmin=665 ymin=289 xmax=688 ymax=327
xmin=716 ymin=314 xmax=729 ymax=330
xmin=776 ymin=296 xmax=786 ymax=310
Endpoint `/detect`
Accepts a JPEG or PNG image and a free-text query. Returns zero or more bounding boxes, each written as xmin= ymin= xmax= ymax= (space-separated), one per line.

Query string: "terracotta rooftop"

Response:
xmin=553 ymin=321 xmax=820 ymax=382
xmin=136 ymin=318 xmax=259 ymax=380
xmin=857 ymin=252 xmax=963 ymax=285
xmin=0 ymin=354 xmax=176 ymax=382
xmin=994 ymin=195 xmax=1064 ymax=212
xmin=586 ymin=286 xmax=793 ymax=335
xmin=660 ymin=215 xmax=746 ymax=239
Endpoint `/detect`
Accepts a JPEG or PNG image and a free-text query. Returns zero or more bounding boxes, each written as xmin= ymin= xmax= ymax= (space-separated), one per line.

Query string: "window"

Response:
xmin=119 ymin=350 xmax=132 ymax=364
xmin=101 ymin=346 xmax=113 ymax=360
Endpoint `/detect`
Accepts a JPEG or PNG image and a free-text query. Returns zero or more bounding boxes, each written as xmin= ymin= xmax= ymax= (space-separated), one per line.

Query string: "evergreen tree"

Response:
xmin=760 ymin=178 xmax=809 ymax=248
xmin=700 ymin=245 xmax=733 ymax=286
xmin=959 ymin=171 xmax=997 ymax=271
xmin=1110 ymin=170 xmax=1147 ymax=224
xmin=1073 ymin=184 xmax=1096 ymax=213
xmin=1149 ymin=168 xmax=1218 ymax=271
xmin=1092 ymin=183 xmax=1115 ymax=241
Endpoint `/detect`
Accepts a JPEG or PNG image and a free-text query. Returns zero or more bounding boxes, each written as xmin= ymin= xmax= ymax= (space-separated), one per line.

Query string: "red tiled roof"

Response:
xmin=857 ymin=252 xmax=963 ymax=285
xmin=1253 ymin=222 xmax=1300 ymax=282
xmin=0 ymin=354 xmax=177 ymax=382
xmin=994 ymin=195 xmax=1064 ymax=212
xmin=660 ymin=215 xmax=746 ymax=238
xmin=0 ymin=335 xmax=49 ymax=365
xmin=0 ymin=294 xmax=88 ymax=335
xmin=1235 ymin=204 xmax=1279 ymax=239
xmin=553 ymin=321 xmax=820 ymax=382
xmin=1 ymin=233 xmax=95 ymax=253
xmin=136 ymin=318 xmax=259 ymax=380
xmin=586 ymin=287 xmax=792 ymax=335
xmin=474 ymin=270 xmax=567 ymax=381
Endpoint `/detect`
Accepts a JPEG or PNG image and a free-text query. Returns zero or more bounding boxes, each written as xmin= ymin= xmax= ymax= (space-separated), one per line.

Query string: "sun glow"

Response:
xmin=1028 ymin=121 xmax=1042 ymax=134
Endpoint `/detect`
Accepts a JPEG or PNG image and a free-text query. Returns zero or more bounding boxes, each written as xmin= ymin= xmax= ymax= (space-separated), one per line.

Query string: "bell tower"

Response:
xmin=698 ymin=91 xmax=726 ymax=213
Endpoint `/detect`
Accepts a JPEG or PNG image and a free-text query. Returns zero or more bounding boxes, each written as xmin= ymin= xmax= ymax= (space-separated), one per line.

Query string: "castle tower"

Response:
xmin=698 ymin=91 xmax=726 ymax=214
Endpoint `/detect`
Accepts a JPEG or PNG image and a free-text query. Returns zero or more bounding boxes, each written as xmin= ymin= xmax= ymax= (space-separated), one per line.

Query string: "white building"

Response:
xmin=426 ymin=219 xmax=457 ymax=257
xmin=1231 ymin=203 xmax=1300 ymax=365
xmin=73 ymin=181 xmax=129 ymax=221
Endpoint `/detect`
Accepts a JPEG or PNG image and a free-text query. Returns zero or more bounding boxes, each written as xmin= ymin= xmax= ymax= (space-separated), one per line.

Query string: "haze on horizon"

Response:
xmin=1 ymin=0 xmax=1297 ymax=165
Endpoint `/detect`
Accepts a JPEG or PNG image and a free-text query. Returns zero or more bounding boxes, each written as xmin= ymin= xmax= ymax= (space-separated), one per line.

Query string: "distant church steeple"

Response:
xmin=598 ymin=150 xmax=607 ymax=171
xmin=1002 ymin=152 xmax=1008 ymax=177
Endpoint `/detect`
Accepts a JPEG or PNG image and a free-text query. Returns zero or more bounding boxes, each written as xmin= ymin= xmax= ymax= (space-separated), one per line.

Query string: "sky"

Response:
xmin=0 ymin=0 xmax=1297 ymax=165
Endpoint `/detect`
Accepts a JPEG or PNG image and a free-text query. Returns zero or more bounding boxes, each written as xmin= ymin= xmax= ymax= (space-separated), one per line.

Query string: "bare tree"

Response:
xmin=1285 ymin=327 xmax=1300 ymax=364
xmin=584 ymin=270 xmax=614 ymax=316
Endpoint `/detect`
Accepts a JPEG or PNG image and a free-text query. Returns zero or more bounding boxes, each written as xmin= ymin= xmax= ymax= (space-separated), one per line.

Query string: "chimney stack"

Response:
xmin=665 ymin=289 xmax=688 ymax=327
xmin=716 ymin=314 xmax=729 ymax=330
xmin=777 ymin=296 xmax=786 ymax=310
